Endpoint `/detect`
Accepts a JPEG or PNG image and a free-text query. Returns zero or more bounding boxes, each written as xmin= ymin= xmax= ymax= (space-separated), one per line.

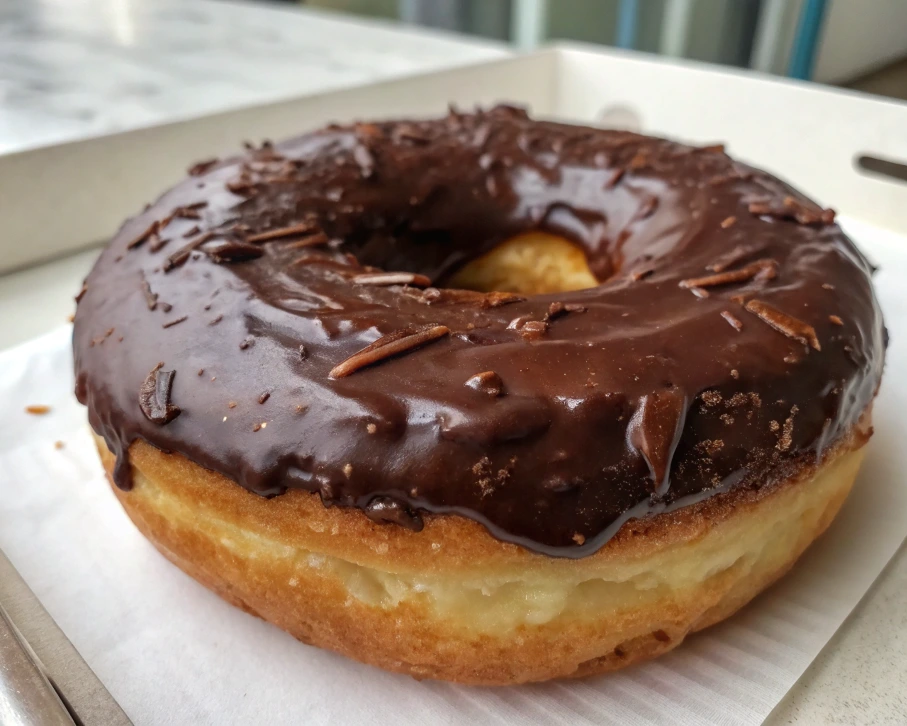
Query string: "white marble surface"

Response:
xmin=0 ymin=0 xmax=506 ymax=154
xmin=0 ymin=1 xmax=904 ymax=724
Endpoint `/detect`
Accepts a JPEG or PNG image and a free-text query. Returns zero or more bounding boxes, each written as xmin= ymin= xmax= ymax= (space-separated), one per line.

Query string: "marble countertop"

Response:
xmin=0 ymin=1 xmax=903 ymax=724
xmin=0 ymin=0 xmax=506 ymax=154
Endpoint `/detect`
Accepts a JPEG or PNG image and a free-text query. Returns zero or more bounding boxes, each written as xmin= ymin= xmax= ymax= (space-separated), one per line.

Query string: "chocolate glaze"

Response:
xmin=73 ymin=105 xmax=885 ymax=557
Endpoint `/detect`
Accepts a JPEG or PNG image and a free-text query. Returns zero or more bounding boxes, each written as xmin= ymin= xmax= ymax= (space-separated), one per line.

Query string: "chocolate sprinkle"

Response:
xmin=352 ymin=272 xmax=432 ymax=287
xmin=748 ymin=197 xmax=836 ymax=225
xmin=163 ymin=232 xmax=213 ymax=272
xmin=246 ymin=222 xmax=319 ymax=243
xmin=203 ymin=239 xmax=264 ymax=263
xmin=125 ymin=220 xmax=160 ymax=250
xmin=544 ymin=301 xmax=586 ymax=321
xmin=745 ymin=300 xmax=821 ymax=351
xmin=188 ymin=158 xmax=218 ymax=176
xmin=706 ymin=244 xmax=764 ymax=273
xmin=721 ymin=310 xmax=743 ymax=331
xmin=284 ymin=231 xmax=330 ymax=249
xmin=679 ymin=259 xmax=777 ymax=289
xmin=329 ymin=325 xmax=450 ymax=379
xmin=162 ymin=315 xmax=188 ymax=329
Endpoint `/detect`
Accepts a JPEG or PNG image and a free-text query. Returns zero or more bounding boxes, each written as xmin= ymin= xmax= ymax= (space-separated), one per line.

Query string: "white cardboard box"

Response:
xmin=3 ymin=44 xmax=906 ymax=275
xmin=1 ymin=45 xmax=906 ymax=725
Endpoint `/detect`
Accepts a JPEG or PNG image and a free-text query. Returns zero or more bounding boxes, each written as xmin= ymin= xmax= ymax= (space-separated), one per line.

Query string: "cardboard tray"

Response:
xmin=2 ymin=43 xmax=906 ymax=277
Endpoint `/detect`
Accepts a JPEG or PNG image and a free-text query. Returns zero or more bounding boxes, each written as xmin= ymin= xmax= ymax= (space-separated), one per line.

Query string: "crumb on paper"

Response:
xmin=54 ymin=441 xmax=65 ymax=450
xmin=25 ymin=405 xmax=51 ymax=415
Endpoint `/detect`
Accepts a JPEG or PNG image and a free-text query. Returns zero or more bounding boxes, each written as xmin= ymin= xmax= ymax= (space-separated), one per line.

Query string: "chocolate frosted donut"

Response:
xmin=74 ymin=105 xmax=884 ymax=684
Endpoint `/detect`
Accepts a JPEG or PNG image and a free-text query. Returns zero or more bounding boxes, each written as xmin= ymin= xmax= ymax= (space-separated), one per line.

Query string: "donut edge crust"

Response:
xmin=95 ymin=423 xmax=867 ymax=685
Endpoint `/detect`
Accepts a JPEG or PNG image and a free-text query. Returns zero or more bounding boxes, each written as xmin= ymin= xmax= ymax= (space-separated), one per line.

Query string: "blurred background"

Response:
xmin=280 ymin=0 xmax=907 ymax=98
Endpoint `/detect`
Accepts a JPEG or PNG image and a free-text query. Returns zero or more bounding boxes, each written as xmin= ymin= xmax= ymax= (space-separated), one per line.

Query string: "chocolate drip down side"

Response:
xmin=73 ymin=105 xmax=885 ymax=557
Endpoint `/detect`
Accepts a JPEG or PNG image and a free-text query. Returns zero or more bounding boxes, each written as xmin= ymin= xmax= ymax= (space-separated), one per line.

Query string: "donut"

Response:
xmin=73 ymin=105 xmax=884 ymax=685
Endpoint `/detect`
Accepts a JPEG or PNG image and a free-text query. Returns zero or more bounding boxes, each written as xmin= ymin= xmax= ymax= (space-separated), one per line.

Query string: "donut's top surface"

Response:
xmin=73 ymin=106 xmax=884 ymax=557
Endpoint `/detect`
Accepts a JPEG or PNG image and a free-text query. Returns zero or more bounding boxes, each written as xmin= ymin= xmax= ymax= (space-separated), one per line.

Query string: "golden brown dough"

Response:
xmin=97 ymin=426 xmax=866 ymax=685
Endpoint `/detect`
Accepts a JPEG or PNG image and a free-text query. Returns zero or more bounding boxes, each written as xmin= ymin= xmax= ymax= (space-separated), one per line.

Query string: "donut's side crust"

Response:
xmin=96 ymin=424 xmax=866 ymax=685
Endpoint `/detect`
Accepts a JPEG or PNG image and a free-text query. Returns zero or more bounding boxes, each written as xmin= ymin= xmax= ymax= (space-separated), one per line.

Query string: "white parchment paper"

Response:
xmin=1 ymin=217 xmax=905 ymax=725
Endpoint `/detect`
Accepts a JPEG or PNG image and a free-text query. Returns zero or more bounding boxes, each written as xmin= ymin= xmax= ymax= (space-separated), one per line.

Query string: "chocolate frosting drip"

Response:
xmin=73 ymin=105 xmax=885 ymax=557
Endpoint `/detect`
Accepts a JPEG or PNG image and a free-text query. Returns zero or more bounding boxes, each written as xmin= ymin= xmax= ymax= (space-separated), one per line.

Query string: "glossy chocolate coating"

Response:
xmin=73 ymin=106 xmax=885 ymax=556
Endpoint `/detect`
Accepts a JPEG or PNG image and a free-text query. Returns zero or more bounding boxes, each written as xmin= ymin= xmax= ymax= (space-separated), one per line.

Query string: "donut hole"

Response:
xmin=446 ymin=232 xmax=600 ymax=295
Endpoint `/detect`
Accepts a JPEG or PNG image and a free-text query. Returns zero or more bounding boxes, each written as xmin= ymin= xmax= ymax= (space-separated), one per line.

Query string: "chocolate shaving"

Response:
xmin=706 ymin=244 xmax=764 ymax=273
xmin=721 ymin=310 xmax=743 ymax=331
xmin=162 ymin=315 xmax=188 ymax=329
xmin=628 ymin=152 xmax=649 ymax=170
xmin=183 ymin=225 xmax=201 ymax=238
xmin=829 ymin=315 xmax=843 ymax=326
xmin=329 ymin=325 xmax=450 ymax=379
xmin=258 ymin=390 xmax=271 ymax=404
xmin=394 ymin=125 xmax=431 ymax=145
xmin=148 ymin=233 xmax=168 ymax=252
xmin=544 ymin=302 xmax=587 ymax=321
xmin=189 ymin=158 xmax=218 ymax=176
xmin=708 ymin=170 xmax=753 ymax=187
xmin=208 ymin=315 xmax=223 ymax=326
xmin=508 ymin=317 xmax=548 ymax=340
xmin=126 ymin=220 xmax=159 ymax=250
xmin=679 ymin=258 xmax=777 ymax=289
xmin=748 ymin=197 xmax=835 ymax=226
xmin=139 ymin=278 xmax=157 ymax=316
xmin=239 ymin=336 xmax=255 ymax=350
xmin=203 ymin=238 xmax=264 ymax=262
xmin=465 ymin=370 xmax=505 ymax=397
xmin=139 ymin=363 xmax=181 ymax=424
xmin=284 ymin=232 xmax=330 ymax=249
xmin=172 ymin=203 xmax=206 ymax=220
xmin=744 ymin=299 xmax=821 ymax=350
xmin=226 ymin=180 xmax=257 ymax=197
xmin=163 ymin=232 xmax=213 ymax=272
xmin=352 ymin=272 xmax=431 ymax=287
xmin=604 ymin=168 xmax=625 ymax=189
xmin=75 ymin=284 xmax=88 ymax=303
xmin=637 ymin=196 xmax=659 ymax=219
xmin=483 ymin=291 xmax=525 ymax=308
xmin=25 ymin=405 xmax=51 ymax=415
xmin=629 ymin=268 xmax=654 ymax=282
xmin=352 ymin=145 xmax=376 ymax=179
xmin=364 ymin=496 xmax=423 ymax=531
xmin=246 ymin=222 xmax=319 ymax=243
xmin=690 ymin=287 xmax=710 ymax=299
xmin=720 ymin=216 xmax=737 ymax=229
